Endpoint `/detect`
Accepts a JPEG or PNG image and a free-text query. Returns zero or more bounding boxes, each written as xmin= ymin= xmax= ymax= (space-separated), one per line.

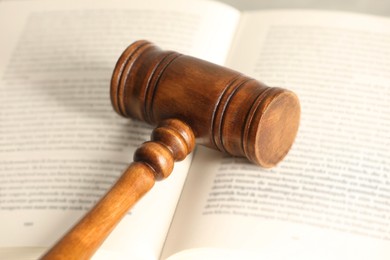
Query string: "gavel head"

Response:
xmin=111 ymin=40 xmax=300 ymax=168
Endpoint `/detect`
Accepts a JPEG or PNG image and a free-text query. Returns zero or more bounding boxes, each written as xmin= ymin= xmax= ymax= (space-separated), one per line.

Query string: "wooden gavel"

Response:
xmin=41 ymin=40 xmax=300 ymax=259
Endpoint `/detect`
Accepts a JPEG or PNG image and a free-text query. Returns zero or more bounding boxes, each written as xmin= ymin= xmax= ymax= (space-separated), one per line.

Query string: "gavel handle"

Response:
xmin=41 ymin=163 xmax=155 ymax=260
xmin=40 ymin=119 xmax=195 ymax=260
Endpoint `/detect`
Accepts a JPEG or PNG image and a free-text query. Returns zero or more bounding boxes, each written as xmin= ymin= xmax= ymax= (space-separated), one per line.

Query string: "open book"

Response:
xmin=1 ymin=0 xmax=389 ymax=259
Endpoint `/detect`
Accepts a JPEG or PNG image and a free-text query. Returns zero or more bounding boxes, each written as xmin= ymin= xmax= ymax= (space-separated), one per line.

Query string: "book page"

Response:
xmin=162 ymin=10 xmax=390 ymax=260
xmin=0 ymin=0 xmax=240 ymax=259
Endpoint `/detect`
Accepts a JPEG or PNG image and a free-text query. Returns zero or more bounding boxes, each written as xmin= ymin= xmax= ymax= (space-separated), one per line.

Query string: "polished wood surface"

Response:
xmin=42 ymin=40 xmax=300 ymax=259
xmin=111 ymin=40 xmax=300 ymax=167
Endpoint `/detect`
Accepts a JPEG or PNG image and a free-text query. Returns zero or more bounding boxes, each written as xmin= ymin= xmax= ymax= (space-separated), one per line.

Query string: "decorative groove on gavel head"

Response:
xmin=111 ymin=40 xmax=300 ymax=167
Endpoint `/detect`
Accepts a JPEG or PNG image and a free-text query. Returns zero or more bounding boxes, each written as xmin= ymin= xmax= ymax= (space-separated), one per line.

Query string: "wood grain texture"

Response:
xmin=111 ymin=40 xmax=300 ymax=167
xmin=41 ymin=162 xmax=155 ymax=260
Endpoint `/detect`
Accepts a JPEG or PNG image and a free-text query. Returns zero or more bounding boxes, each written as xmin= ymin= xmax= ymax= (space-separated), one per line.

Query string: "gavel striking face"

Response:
xmin=42 ymin=40 xmax=300 ymax=259
xmin=111 ymin=40 xmax=300 ymax=167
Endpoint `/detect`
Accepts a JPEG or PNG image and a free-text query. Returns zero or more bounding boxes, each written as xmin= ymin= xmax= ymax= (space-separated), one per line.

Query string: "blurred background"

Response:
xmin=0 ymin=0 xmax=389 ymax=16
xmin=214 ymin=0 xmax=390 ymax=15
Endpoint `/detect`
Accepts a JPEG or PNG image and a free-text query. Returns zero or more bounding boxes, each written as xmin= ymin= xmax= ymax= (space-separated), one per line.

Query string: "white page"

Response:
xmin=0 ymin=0 xmax=240 ymax=259
xmin=162 ymin=10 xmax=390 ymax=260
